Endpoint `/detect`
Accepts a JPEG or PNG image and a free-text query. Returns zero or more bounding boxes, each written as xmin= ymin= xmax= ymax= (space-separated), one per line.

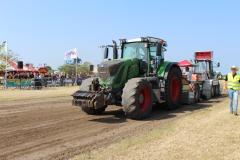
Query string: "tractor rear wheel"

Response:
xmin=165 ymin=66 xmax=182 ymax=109
xmin=122 ymin=78 xmax=152 ymax=120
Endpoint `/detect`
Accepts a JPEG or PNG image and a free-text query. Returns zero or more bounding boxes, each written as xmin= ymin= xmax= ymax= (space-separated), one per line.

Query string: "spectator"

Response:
xmin=225 ymin=66 xmax=240 ymax=116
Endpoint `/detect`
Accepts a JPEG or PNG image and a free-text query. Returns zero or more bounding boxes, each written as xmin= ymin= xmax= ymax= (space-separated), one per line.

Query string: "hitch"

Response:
xmin=72 ymin=91 xmax=106 ymax=109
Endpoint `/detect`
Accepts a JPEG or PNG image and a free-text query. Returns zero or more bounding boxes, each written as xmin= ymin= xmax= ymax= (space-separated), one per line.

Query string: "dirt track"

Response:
xmin=0 ymin=87 xmax=227 ymax=160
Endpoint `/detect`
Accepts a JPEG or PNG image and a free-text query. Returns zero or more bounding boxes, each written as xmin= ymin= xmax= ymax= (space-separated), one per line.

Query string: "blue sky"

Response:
xmin=1 ymin=0 xmax=240 ymax=73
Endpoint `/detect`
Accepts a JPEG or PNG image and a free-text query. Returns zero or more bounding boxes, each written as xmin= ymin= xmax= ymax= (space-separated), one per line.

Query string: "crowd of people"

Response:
xmin=0 ymin=72 xmax=87 ymax=89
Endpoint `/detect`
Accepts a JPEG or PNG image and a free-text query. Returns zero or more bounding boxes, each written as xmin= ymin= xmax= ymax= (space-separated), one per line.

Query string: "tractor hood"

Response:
xmin=97 ymin=59 xmax=140 ymax=89
xmin=97 ymin=60 xmax=124 ymax=81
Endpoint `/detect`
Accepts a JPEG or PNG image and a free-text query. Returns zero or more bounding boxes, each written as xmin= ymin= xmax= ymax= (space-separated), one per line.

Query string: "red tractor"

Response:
xmin=179 ymin=51 xmax=221 ymax=104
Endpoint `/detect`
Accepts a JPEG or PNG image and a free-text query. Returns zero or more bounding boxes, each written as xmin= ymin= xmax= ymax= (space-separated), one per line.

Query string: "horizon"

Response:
xmin=1 ymin=0 xmax=240 ymax=73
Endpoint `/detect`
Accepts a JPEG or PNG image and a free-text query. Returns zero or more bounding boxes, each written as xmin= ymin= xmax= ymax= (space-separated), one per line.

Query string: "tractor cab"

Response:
xmin=101 ymin=37 xmax=167 ymax=76
xmin=119 ymin=37 xmax=167 ymax=75
xmin=192 ymin=51 xmax=221 ymax=99
xmin=193 ymin=51 xmax=220 ymax=81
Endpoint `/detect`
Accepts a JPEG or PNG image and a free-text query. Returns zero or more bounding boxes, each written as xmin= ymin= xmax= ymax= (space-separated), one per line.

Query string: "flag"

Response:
xmin=64 ymin=48 xmax=78 ymax=64
xmin=0 ymin=41 xmax=7 ymax=53
xmin=64 ymin=48 xmax=78 ymax=59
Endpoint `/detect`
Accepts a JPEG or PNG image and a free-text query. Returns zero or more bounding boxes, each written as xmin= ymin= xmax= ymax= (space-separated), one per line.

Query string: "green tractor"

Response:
xmin=72 ymin=37 xmax=182 ymax=119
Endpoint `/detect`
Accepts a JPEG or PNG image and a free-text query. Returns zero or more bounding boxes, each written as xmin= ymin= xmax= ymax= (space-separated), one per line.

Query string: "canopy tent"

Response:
xmin=38 ymin=67 xmax=48 ymax=74
xmin=0 ymin=60 xmax=38 ymax=73
xmin=178 ymin=60 xmax=193 ymax=67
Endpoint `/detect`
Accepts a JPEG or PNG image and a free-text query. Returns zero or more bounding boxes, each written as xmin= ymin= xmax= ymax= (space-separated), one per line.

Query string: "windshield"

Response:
xmin=122 ymin=42 xmax=148 ymax=61
xmin=194 ymin=61 xmax=210 ymax=73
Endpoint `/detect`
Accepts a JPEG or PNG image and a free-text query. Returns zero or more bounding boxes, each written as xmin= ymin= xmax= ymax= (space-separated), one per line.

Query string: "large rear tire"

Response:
xmin=122 ymin=78 xmax=152 ymax=120
xmin=165 ymin=66 xmax=182 ymax=109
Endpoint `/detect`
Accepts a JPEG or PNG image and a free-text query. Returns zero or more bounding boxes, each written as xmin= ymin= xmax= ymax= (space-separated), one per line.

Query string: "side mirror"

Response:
xmin=113 ymin=40 xmax=118 ymax=59
xmin=113 ymin=47 xmax=118 ymax=59
xmin=162 ymin=41 xmax=167 ymax=47
xmin=104 ymin=47 xmax=109 ymax=59
xmin=156 ymin=43 xmax=162 ymax=56
xmin=89 ymin=65 xmax=94 ymax=72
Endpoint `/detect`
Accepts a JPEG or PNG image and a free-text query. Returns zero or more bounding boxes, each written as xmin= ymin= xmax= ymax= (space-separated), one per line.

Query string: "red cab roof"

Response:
xmin=195 ymin=51 xmax=213 ymax=61
xmin=178 ymin=60 xmax=193 ymax=67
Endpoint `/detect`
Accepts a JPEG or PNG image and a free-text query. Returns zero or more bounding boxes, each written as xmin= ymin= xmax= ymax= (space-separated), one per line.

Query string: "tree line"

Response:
xmin=58 ymin=62 xmax=93 ymax=76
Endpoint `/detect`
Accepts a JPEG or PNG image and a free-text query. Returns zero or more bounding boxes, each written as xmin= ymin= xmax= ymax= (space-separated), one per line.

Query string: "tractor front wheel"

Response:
xmin=216 ymin=84 xmax=221 ymax=96
xmin=211 ymin=85 xmax=215 ymax=97
xmin=122 ymin=78 xmax=152 ymax=120
xmin=214 ymin=84 xmax=220 ymax=97
xmin=194 ymin=84 xmax=200 ymax=103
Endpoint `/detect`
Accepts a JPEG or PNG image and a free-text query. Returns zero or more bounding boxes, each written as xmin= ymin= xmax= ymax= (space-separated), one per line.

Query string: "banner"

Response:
xmin=64 ymin=48 xmax=78 ymax=64
xmin=6 ymin=79 xmax=32 ymax=88
xmin=0 ymin=41 xmax=8 ymax=53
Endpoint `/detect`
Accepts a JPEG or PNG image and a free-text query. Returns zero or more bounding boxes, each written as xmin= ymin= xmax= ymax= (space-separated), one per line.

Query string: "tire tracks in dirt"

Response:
xmin=0 ymin=95 xmax=225 ymax=160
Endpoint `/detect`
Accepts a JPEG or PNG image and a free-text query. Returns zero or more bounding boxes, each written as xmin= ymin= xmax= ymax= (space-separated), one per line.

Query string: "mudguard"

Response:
xmin=157 ymin=61 xmax=182 ymax=79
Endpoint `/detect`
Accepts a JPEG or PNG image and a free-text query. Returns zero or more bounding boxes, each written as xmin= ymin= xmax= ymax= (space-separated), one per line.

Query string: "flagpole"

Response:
xmin=3 ymin=41 xmax=8 ymax=89
xmin=75 ymin=49 xmax=78 ymax=85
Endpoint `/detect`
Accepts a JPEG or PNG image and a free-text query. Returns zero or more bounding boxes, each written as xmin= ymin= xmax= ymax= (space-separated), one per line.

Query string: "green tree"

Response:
xmin=58 ymin=62 xmax=93 ymax=76
xmin=58 ymin=64 xmax=75 ymax=76
xmin=0 ymin=50 xmax=18 ymax=71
